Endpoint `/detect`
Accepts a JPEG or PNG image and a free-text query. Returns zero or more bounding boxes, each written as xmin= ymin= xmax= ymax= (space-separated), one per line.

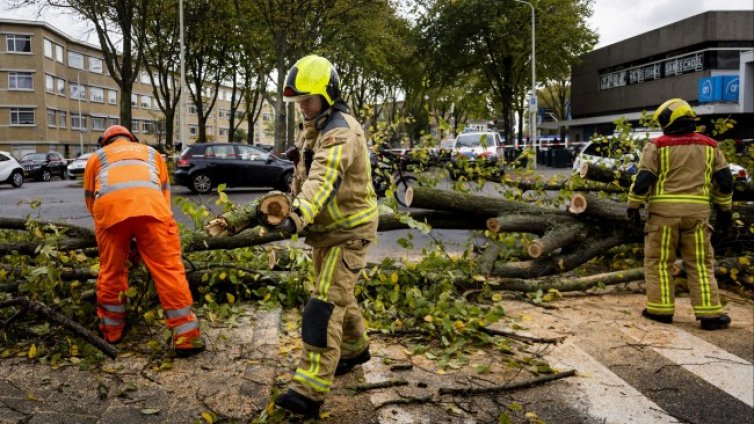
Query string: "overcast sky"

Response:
xmin=1 ymin=0 xmax=752 ymax=50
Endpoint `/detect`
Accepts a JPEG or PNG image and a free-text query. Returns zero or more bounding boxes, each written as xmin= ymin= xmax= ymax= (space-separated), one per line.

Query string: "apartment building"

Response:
xmin=0 ymin=18 xmax=274 ymax=160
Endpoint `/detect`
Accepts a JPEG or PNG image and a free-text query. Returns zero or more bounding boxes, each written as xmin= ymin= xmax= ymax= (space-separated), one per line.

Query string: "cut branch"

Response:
xmin=527 ymin=223 xmax=586 ymax=258
xmin=438 ymin=369 xmax=576 ymax=396
xmin=0 ymin=296 xmax=117 ymax=359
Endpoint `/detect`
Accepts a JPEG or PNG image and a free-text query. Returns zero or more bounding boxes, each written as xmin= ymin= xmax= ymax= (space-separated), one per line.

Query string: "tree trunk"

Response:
xmin=527 ymin=223 xmax=586 ymax=258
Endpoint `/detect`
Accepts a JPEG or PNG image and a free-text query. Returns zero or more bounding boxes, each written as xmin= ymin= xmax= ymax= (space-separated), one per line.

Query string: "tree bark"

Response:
xmin=579 ymin=162 xmax=632 ymax=188
xmin=405 ymin=186 xmax=564 ymax=217
xmin=527 ymin=223 xmax=586 ymax=258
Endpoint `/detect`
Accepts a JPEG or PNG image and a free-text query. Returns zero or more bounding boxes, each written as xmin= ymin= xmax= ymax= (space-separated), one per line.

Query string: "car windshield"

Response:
xmin=456 ymin=134 xmax=494 ymax=148
xmin=22 ymin=153 xmax=46 ymax=161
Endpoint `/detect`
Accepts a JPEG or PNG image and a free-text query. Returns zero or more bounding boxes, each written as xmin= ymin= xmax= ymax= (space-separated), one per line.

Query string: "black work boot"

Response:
xmin=642 ymin=308 xmax=673 ymax=324
xmin=274 ymin=389 xmax=322 ymax=418
xmin=698 ymin=314 xmax=731 ymax=331
xmin=174 ymin=337 xmax=206 ymax=358
xmin=335 ymin=347 xmax=371 ymax=376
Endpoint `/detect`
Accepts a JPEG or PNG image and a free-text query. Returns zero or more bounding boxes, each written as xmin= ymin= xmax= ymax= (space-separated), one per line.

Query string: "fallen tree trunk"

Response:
xmin=579 ymin=162 xmax=633 ymax=188
xmin=404 ymin=186 xmax=565 ymax=217
xmin=527 ymin=223 xmax=587 ymax=258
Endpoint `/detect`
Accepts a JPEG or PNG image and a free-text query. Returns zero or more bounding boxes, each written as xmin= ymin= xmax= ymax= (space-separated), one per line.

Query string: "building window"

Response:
xmin=55 ymin=44 xmax=64 ymax=62
xmin=143 ymin=121 xmax=154 ymax=134
xmin=47 ymin=109 xmax=56 ymax=127
xmin=89 ymin=57 xmax=103 ymax=73
xmin=108 ymin=89 xmax=117 ymax=104
xmin=9 ymin=72 xmax=33 ymax=90
xmin=189 ymin=105 xmax=197 ymax=115
xmin=140 ymin=95 xmax=151 ymax=109
xmin=70 ymin=83 xmax=86 ymax=100
xmin=57 ymin=78 xmax=65 ymax=96
xmin=107 ymin=117 xmax=118 ymax=127
xmin=68 ymin=51 xmax=84 ymax=69
xmin=10 ymin=108 xmax=35 ymax=125
xmin=131 ymin=119 xmax=140 ymax=133
xmin=45 ymin=74 xmax=54 ymax=93
xmin=262 ymin=112 xmax=270 ymax=122
xmin=219 ymin=128 xmax=229 ymax=136
xmin=131 ymin=93 xmax=138 ymax=107
xmin=207 ymin=126 xmax=213 ymax=136
xmin=6 ymin=35 xmax=31 ymax=53
xmin=189 ymin=125 xmax=198 ymax=136
xmin=91 ymin=116 xmax=106 ymax=131
xmin=44 ymin=39 xmax=53 ymax=58
xmin=59 ymin=111 xmax=66 ymax=128
xmin=90 ymin=87 xmax=104 ymax=103
xmin=71 ymin=114 xmax=86 ymax=130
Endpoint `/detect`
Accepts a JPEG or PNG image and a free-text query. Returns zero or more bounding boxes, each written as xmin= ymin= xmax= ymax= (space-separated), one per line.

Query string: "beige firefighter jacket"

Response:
xmin=289 ymin=110 xmax=378 ymax=247
xmin=627 ymin=132 xmax=732 ymax=218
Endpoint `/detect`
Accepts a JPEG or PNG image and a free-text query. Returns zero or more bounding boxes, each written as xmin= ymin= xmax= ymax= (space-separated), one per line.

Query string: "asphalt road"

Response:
xmin=0 ymin=175 xmax=482 ymax=261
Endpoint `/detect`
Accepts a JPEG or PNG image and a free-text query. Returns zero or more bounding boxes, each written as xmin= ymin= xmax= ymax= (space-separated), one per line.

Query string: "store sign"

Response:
xmin=699 ymin=75 xmax=740 ymax=103
xmin=600 ymin=52 xmax=705 ymax=90
xmin=723 ymin=75 xmax=739 ymax=102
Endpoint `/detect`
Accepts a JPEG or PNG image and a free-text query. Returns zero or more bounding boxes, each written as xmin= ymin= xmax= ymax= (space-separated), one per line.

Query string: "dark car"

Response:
xmin=20 ymin=152 xmax=67 ymax=181
xmin=174 ymin=143 xmax=294 ymax=194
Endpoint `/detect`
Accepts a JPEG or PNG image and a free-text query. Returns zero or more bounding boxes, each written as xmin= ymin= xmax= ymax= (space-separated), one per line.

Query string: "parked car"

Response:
xmin=66 ymin=153 xmax=93 ymax=179
xmin=174 ymin=143 xmax=294 ymax=194
xmin=453 ymin=132 xmax=505 ymax=162
xmin=573 ymin=140 xmax=749 ymax=182
xmin=20 ymin=152 xmax=67 ymax=181
xmin=572 ymin=141 xmax=640 ymax=173
xmin=0 ymin=151 xmax=24 ymax=188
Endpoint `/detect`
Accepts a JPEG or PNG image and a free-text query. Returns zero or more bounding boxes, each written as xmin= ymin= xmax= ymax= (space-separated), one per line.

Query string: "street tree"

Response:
xmin=9 ymin=0 xmax=151 ymax=129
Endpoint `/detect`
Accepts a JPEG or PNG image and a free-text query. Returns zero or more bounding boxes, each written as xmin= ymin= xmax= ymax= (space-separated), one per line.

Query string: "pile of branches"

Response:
xmin=1 ymin=163 xmax=752 ymax=359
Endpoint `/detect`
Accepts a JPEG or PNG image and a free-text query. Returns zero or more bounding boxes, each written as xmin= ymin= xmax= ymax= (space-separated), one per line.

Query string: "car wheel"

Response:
xmin=40 ymin=169 xmax=51 ymax=182
xmin=10 ymin=170 xmax=23 ymax=188
xmin=60 ymin=170 xmax=67 ymax=180
xmin=276 ymin=171 xmax=293 ymax=191
xmin=191 ymin=173 xmax=212 ymax=194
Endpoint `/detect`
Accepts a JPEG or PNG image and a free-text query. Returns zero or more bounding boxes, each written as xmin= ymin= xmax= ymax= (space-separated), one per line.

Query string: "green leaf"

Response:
xmin=141 ymin=408 xmax=160 ymax=415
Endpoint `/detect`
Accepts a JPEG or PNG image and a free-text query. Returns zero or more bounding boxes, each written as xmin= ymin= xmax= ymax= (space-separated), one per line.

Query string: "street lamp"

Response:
xmin=179 ymin=0 xmax=187 ymax=152
xmin=76 ymin=70 xmax=84 ymax=155
xmin=513 ymin=0 xmax=537 ymax=169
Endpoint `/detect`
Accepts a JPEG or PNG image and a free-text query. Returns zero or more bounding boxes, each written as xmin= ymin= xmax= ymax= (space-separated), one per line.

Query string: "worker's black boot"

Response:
xmin=642 ymin=308 xmax=673 ymax=324
xmin=698 ymin=314 xmax=731 ymax=331
xmin=335 ymin=347 xmax=371 ymax=376
xmin=275 ymin=389 xmax=322 ymax=418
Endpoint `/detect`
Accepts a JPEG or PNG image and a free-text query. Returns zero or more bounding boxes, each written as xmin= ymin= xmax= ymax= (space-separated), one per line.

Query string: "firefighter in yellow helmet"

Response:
xmin=627 ymin=98 xmax=732 ymax=330
xmin=273 ymin=55 xmax=377 ymax=418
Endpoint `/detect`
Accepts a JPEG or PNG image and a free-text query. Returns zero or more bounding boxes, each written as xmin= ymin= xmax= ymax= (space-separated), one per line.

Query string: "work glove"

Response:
xmin=285 ymin=147 xmax=300 ymax=166
xmin=712 ymin=208 xmax=733 ymax=246
xmin=626 ymin=207 xmax=642 ymax=226
xmin=273 ymin=211 xmax=304 ymax=235
xmin=128 ymin=238 xmax=141 ymax=267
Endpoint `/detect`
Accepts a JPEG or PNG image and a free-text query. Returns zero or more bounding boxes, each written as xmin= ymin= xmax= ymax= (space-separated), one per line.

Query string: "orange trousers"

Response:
xmin=95 ymin=216 xmax=200 ymax=345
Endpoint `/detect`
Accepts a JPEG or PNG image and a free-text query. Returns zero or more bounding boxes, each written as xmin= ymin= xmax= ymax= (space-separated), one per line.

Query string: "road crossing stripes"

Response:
xmin=620 ymin=324 xmax=754 ymax=407
xmin=543 ymin=341 xmax=681 ymax=423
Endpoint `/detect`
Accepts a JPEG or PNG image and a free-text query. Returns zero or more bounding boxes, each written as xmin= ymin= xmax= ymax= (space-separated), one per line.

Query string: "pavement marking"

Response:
xmin=545 ymin=341 xmax=681 ymax=424
xmin=621 ymin=325 xmax=754 ymax=407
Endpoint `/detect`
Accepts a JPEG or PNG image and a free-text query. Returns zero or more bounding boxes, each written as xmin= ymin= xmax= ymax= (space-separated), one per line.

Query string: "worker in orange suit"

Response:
xmin=84 ymin=125 xmax=204 ymax=356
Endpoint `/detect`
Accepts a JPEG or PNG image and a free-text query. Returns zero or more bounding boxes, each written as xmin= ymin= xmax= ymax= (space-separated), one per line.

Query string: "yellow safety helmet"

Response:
xmin=653 ymin=98 xmax=698 ymax=134
xmin=283 ymin=55 xmax=341 ymax=106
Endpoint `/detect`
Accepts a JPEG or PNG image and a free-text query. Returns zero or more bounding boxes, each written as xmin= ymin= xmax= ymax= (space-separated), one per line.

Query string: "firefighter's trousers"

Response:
xmin=95 ymin=216 xmax=199 ymax=343
xmin=644 ymin=213 xmax=723 ymax=318
xmin=289 ymin=239 xmax=370 ymax=401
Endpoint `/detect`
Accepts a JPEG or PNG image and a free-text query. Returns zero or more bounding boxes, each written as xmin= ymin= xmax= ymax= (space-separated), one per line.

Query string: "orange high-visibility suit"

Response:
xmin=84 ymin=138 xmax=201 ymax=349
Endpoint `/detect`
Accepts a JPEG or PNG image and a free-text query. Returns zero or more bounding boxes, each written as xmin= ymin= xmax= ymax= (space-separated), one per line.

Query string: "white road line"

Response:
xmin=545 ymin=341 xmax=681 ymax=424
xmin=621 ymin=325 xmax=754 ymax=407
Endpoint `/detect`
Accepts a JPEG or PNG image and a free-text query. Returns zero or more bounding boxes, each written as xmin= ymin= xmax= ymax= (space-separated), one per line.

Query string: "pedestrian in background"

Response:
xmin=627 ymin=98 xmax=732 ymax=330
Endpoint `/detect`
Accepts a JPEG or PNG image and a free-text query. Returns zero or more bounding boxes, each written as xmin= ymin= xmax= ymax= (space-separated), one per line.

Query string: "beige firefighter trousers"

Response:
xmin=644 ymin=213 xmax=723 ymax=318
xmin=289 ymin=239 xmax=370 ymax=401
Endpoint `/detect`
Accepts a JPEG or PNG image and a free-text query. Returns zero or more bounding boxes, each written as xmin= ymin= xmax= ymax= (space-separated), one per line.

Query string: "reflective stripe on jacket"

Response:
xmin=292 ymin=111 xmax=378 ymax=247
xmin=628 ymin=132 xmax=730 ymax=217
xmin=84 ymin=139 xmax=172 ymax=229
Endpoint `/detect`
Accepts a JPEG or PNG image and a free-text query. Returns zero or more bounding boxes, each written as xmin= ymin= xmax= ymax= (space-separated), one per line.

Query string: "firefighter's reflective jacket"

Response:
xmin=290 ymin=110 xmax=378 ymax=247
xmin=628 ymin=132 xmax=733 ymax=217
xmin=84 ymin=139 xmax=172 ymax=229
